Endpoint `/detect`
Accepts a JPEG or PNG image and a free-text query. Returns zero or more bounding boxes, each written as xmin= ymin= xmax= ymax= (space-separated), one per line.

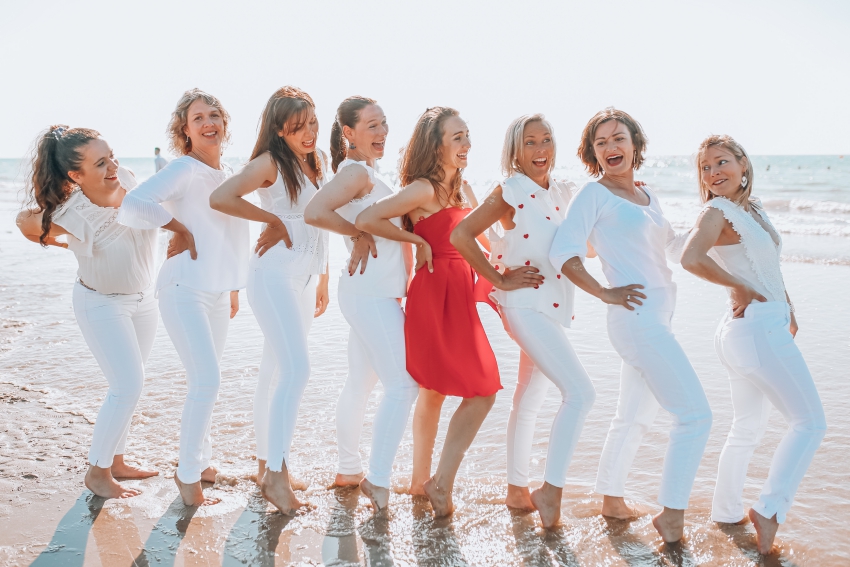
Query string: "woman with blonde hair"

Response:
xmin=681 ymin=135 xmax=825 ymax=554
xmin=356 ymin=107 xmax=501 ymax=517
xmin=210 ymin=86 xmax=330 ymax=515
xmin=451 ymin=114 xmax=595 ymax=527
xmin=118 ymin=89 xmax=249 ymax=506
xmin=17 ymin=126 xmax=160 ymax=499
xmin=549 ymin=108 xmax=711 ymax=542
xmin=304 ymin=96 xmax=419 ymax=511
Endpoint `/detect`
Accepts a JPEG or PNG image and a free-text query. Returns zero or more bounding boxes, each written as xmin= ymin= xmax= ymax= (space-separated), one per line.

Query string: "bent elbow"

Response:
xmin=354 ymin=212 xmax=370 ymax=232
xmin=680 ymin=253 xmax=701 ymax=274
xmin=208 ymin=191 xmax=225 ymax=212
xmin=303 ymin=206 xmax=320 ymax=227
xmin=449 ymin=227 xmax=465 ymax=249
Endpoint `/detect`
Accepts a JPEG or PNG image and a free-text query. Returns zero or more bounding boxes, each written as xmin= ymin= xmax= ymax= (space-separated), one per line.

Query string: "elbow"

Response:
xmin=449 ymin=226 xmax=465 ymax=249
xmin=303 ymin=204 xmax=320 ymax=227
xmin=208 ymin=190 xmax=225 ymax=212
xmin=680 ymin=252 xmax=701 ymax=274
xmin=354 ymin=212 xmax=370 ymax=232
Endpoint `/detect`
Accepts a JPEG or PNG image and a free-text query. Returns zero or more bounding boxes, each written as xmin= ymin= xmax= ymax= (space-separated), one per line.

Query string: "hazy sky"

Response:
xmin=2 ymin=0 xmax=848 ymax=177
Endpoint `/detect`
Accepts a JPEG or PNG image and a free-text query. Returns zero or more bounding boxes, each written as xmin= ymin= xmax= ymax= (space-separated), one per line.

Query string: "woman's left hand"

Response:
xmin=315 ymin=275 xmax=329 ymax=317
xmin=230 ymin=290 xmax=239 ymax=319
xmin=790 ymin=312 xmax=798 ymax=338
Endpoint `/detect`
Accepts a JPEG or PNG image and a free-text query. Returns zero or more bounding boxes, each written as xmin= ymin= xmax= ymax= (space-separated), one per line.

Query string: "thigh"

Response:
xmin=131 ymin=293 xmax=159 ymax=364
xmin=346 ymin=326 xmax=379 ymax=391
xmin=250 ymin=270 xmax=311 ymax=360
xmin=158 ymin=285 xmax=221 ymax=371
xmin=73 ymin=287 xmax=144 ymax=380
xmin=342 ymin=294 xmax=408 ymax=384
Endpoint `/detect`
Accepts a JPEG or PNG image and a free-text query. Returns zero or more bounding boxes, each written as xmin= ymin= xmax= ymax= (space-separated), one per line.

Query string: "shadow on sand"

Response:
xmin=29 ymin=491 xmax=105 ymax=567
xmin=221 ymin=491 xmax=294 ymax=567
xmin=717 ymin=521 xmax=802 ymax=567
xmin=509 ymin=509 xmax=580 ymax=566
xmin=410 ymin=495 xmax=469 ymax=567
xmin=132 ymin=495 xmax=197 ymax=567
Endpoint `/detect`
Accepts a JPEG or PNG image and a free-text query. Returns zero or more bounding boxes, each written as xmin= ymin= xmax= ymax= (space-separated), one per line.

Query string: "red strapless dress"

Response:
xmin=404 ymin=207 xmax=502 ymax=398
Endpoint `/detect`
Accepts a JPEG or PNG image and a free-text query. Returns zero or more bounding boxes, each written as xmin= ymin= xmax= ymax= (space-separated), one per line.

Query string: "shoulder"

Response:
xmin=573 ymin=181 xmax=607 ymax=202
xmin=403 ymin=178 xmax=437 ymax=196
xmin=336 ymin=160 xmax=373 ymax=182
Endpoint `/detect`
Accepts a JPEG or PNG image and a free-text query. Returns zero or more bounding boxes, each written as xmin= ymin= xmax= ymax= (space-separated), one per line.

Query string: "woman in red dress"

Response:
xmin=356 ymin=107 xmax=501 ymax=516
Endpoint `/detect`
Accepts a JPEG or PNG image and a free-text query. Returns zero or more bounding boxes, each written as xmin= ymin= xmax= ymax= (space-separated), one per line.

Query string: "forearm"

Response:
xmin=682 ymin=254 xmax=744 ymax=291
xmin=357 ymin=216 xmax=422 ymax=245
xmin=561 ymin=257 xmax=607 ymax=299
xmin=211 ymin=196 xmax=278 ymax=225
xmin=306 ymin=210 xmax=360 ymax=238
xmin=451 ymin=228 xmax=502 ymax=287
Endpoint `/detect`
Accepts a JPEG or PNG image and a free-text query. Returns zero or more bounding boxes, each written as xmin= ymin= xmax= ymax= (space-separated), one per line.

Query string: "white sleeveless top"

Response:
xmin=487 ymin=174 xmax=576 ymax=327
xmin=707 ymin=197 xmax=786 ymax=303
xmin=253 ymin=155 xmax=329 ymax=275
xmin=54 ymin=167 xmax=158 ymax=295
xmin=334 ymin=160 xmax=407 ymax=298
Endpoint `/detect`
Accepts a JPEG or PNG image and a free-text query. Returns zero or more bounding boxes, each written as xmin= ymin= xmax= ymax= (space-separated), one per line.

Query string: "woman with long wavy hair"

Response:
xmin=356 ymin=107 xmax=501 ymax=517
xmin=17 ymin=126 xmax=160 ymax=499
xmin=210 ymin=86 xmax=330 ymax=515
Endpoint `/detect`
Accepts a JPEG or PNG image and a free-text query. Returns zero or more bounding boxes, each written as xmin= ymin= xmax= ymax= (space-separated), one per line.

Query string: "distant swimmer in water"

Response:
xmin=154 ymin=146 xmax=168 ymax=172
xmin=766 ymin=164 xmax=770 ymax=171
xmin=682 ymin=135 xmax=826 ymax=555
xmin=17 ymin=126 xmax=160 ymax=499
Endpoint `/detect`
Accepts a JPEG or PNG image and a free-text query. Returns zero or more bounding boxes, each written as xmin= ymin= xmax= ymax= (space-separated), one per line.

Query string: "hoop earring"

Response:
xmin=186 ymin=136 xmax=190 ymax=143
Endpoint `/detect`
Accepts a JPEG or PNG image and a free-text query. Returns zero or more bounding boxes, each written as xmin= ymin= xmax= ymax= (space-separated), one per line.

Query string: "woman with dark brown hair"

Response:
xmin=356 ymin=107 xmax=501 ymax=517
xmin=548 ymin=107 xmax=711 ymax=542
xmin=17 ymin=126 xmax=160 ymax=500
xmin=210 ymin=86 xmax=329 ymax=515
xmin=118 ymin=89 xmax=248 ymax=506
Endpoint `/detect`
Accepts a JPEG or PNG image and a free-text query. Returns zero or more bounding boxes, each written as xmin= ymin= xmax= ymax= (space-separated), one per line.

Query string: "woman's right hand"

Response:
xmin=348 ymin=233 xmax=378 ymax=276
xmin=167 ymin=229 xmax=197 ymax=259
xmin=600 ymin=284 xmax=646 ymax=310
xmin=730 ymin=284 xmax=767 ymax=318
xmin=414 ymin=240 xmax=433 ymax=273
xmin=497 ymin=266 xmax=544 ymax=291
xmin=255 ymin=222 xmax=292 ymax=256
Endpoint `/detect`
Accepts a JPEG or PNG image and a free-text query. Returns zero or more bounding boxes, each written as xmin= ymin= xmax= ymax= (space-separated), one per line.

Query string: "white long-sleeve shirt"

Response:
xmin=549 ymin=181 xmax=683 ymax=292
xmin=117 ymin=155 xmax=249 ymax=293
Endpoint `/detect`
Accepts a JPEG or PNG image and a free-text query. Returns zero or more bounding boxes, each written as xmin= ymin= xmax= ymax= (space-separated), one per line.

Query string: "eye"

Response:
xmin=719 ymin=159 xmax=728 ymax=165
xmin=543 ymin=138 xmax=551 ymax=143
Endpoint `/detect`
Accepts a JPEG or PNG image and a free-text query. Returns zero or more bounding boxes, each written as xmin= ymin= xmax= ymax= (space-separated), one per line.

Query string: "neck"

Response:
xmin=347 ymin=148 xmax=375 ymax=168
xmin=80 ymin=184 xmax=125 ymax=209
xmin=601 ymin=169 xmax=635 ymax=191
xmin=525 ymin=170 xmax=549 ymax=189
xmin=189 ymin=146 xmax=221 ymax=170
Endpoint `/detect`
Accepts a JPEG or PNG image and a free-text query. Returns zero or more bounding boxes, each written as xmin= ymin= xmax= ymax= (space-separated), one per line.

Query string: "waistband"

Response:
xmin=76 ymin=279 xmax=149 ymax=298
xmin=607 ymin=283 xmax=677 ymax=314
xmin=727 ymin=300 xmax=790 ymax=321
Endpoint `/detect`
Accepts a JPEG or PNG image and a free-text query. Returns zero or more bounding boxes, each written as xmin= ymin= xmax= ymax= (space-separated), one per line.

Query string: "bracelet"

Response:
xmin=350 ymin=230 xmax=366 ymax=243
xmin=788 ymin=300 xmax=795 ymax=313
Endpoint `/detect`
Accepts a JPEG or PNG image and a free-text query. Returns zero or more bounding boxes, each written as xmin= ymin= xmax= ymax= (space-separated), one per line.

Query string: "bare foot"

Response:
xmin=601 ymin=495 xmax=643 ymax=520
xmin=652 ymin=507 xmax=685 ymax=543
xmin=423 ymin=477 xmax=454 ymax=517
xmin=333 ymin=472 xmax=364 ymax=488
xmin=360 ymin=478 xmax=390 ymax=512
xmin=530 ymin=483 xmax=563 ymax=529
xmin=505 ymin=484 xmax=534 ymax=511
xmin=111 ymin=455 xmax=158 ymax=480
xmin=174 ymin=473 xmax=219 ymax=506
xmin=85 ymin=466 xmax=141 ymax=499
xmin=255 ymin=459 xmax=266 ymax=486
xmin=200 ymin=466 xmax=218 ymax=484
xmin=261 ymin=469 xmax=309 ymax=516
xmin=748 ymin=508 xmax=779 ymax=555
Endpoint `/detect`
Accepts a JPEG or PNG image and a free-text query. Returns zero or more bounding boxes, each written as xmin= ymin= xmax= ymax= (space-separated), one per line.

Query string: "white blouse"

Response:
xmin=117 ymin=156 xmax=249 ymax=293
xmin=487 ymin=174 xmax=576 ymax=326
xmin=549 ymin=181 xmax=684 ymax=295
xmin=708 ymin=197 xmax=786 ymax=303
xmin=53 ymin=167 xmax=157 ymax=295
xmin=253 ymin=156 xmax=329 ymax=275
xmin=334 ymin=159 xmax=407 ymax=298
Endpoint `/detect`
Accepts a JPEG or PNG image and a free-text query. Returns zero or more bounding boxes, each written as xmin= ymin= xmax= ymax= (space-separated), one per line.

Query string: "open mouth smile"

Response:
xmin=606 ymin=154 xmax=624 ymax=167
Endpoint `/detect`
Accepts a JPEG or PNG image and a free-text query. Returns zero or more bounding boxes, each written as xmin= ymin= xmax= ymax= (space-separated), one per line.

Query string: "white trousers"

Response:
xmin=336 ymin=291 xmax=419 ymax=488
xmin=597 ymin=287 xmax=712 ymax=510
xmin=159 ymin=284 xmax=231 ymax=484
xmin=712 ymin=301 xmax=826 ymax=524
xmin=501 ymin=307 xmax=596 ymax=488
xmin=73 ymin=283 xmax=158 ymax=468
xmin=248 ymin=267 xmax=316 ymax=472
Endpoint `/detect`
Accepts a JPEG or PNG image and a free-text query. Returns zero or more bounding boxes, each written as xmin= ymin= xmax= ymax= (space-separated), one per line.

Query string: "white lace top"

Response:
xmin=707 ymin=197 xmax=786 ymax=303
xmin=53 ymin=167 xmax=158 ymax=294
xmin=253 ymin=155 xmax=329 ymax=275
xmin=117 ymin=156 xmax=249 ymax=293
xmin=334 ymin=159 xmax=407 ymax=298
xmin=487 ymin=174 xmax=577 ymax=326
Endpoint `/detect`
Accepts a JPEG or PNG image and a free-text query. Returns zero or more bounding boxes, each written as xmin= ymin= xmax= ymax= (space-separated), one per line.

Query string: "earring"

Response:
xmin=741 ymin=175 xmax=748 ymax=188
xmin=633 ymin=150 xmax=638 ymax=167
xmin=186 ymin=136 xmax=190 ymax=143
xmin=349 ymin=141 xmax=356 ymax=149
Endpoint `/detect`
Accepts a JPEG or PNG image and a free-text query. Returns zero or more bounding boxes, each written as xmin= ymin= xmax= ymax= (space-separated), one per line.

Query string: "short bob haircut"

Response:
xmin=167 ymin=88 xmax=231 ymax=156
xmin=577 ymin=107 xmax=647 ymax=177
xmin=501 ymin=114 xmax=556 ymax=177
xmin=696 ymin=134 xmax=755 ymax=210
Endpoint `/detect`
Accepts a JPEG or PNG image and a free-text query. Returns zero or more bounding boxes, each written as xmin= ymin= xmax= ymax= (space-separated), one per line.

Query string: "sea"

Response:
xmin=0 ymin=155 xmax=848 ymax=566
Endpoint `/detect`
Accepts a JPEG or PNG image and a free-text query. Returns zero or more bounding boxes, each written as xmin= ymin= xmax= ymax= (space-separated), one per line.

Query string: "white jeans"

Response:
xmin=159 ymin=284 xmax=231 ymax=484
xmin=336 ymin=291 xmax=419 ymax=488
xmin=73 ymin=283 xmax=158 ymax=468
xmin=248 ymin=267 xmax=316 ymax=472
xmin=501 ymin=307 xmax=596 ymax=488
xmin=596 ymin=287 xmax=712 ymax=510
xmin=712 ymin=301 xmax=826 ymax=524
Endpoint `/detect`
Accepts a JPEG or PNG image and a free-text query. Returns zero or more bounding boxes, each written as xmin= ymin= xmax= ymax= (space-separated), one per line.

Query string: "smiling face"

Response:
xmin=518 ymin=120 xmax=554 ymax=179
xmin=345 ymin=104 xmax=388 ymax=160
xmin=593 ymin=120 xmax=635 ymax=175
xmin=183 ymin=99 xmax=224 ymax=154
xmin=279 ymin=105 xmax=319 ymax=159
xmin=700 ymin=145 xmax=748 ymax=199
xmin=439 ymin=115 xmax=471 ymax=170
xmin=66 ymin=138 xmax=121 ymax=193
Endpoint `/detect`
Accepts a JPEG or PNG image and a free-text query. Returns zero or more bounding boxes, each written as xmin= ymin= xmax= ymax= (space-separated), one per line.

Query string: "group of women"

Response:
xmin=16 ymin=86 xmax=826 ymax=554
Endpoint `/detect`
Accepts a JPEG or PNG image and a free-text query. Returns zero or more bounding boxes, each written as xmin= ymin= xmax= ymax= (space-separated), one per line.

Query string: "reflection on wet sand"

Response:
xmin=509 ymin=509 xmax=580 ymax=567
xmin=717 ymin=521 xmax=802 ymax=567
xmin=222 ymin=492 xmax=293 ymax=567
xmin=411 ymin=495 xmax=469 ymax=566
xmin=90 ymin=500 xmax=147 ymax=566
xmin=30 ymin=492 xmax=104 ymax=567
xmin=321 ymin=486 xmax=361 ymax=564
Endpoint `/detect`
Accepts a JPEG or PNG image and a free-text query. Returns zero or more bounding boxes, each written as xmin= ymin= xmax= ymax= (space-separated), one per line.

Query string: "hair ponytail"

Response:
xmin=330 ymin=95 xmax=377 ymax=173
xmin=26 ymin=125 xmax=100 ymax=245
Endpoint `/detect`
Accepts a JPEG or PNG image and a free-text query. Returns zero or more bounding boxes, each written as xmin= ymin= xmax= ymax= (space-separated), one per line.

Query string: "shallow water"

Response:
xmin=1 ymin=158 xmax=848 ymax=565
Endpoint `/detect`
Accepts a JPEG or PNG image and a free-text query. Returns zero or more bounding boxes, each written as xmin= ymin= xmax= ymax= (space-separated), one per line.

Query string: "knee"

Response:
xmin=794 ymin=408 xmax=827 ymax=438
xmin=564 ymin=380 xmax=596 ymax=414
xmin=480 ymin=393 xmax=497 ymax=411
xmin=188 ymin=371 xmax=221 ymax=401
